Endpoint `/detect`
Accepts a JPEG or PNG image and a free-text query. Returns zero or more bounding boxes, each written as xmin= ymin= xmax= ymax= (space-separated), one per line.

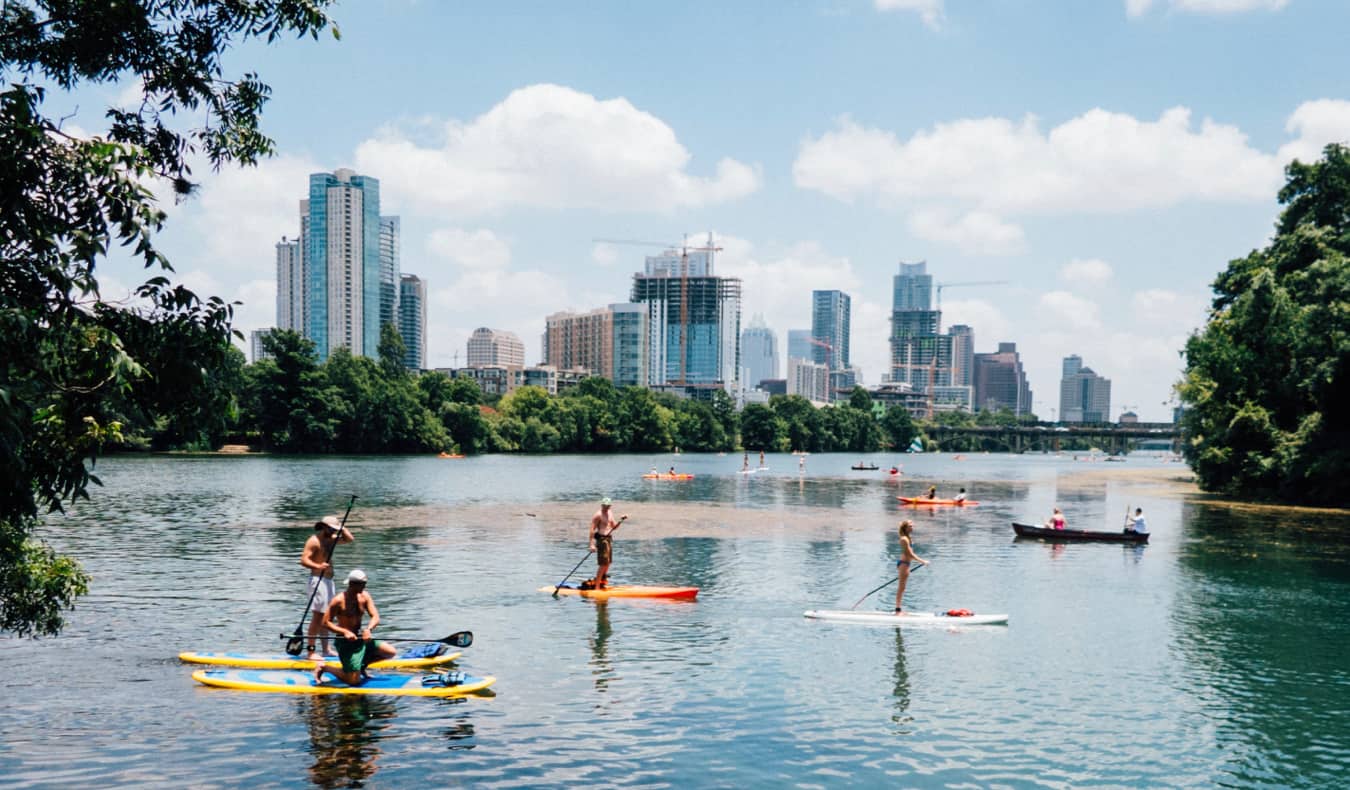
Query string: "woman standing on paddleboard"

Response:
xmin=895 ymin=521 xmax=928 ymax=614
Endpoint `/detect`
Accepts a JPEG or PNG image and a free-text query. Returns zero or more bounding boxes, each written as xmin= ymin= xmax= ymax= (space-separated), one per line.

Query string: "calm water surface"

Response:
xmin=5 ymin=452 xmax=1350 ymax=788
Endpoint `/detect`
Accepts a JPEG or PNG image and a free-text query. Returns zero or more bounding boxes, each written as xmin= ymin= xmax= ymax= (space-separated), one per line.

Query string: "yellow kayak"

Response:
xmin=178 ymin=649 xmax=461 ymax=671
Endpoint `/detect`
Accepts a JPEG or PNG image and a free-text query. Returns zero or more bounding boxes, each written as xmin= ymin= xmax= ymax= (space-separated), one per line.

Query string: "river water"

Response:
xmin=5 ymin=452 xmax=1349 ymax=788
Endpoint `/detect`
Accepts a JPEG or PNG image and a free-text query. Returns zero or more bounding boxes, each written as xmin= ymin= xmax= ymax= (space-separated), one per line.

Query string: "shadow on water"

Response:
xmin=1171 ymin=500 xmax=1350 ymax=788
xmin=301 ymin=694 xmax=397 ymax=789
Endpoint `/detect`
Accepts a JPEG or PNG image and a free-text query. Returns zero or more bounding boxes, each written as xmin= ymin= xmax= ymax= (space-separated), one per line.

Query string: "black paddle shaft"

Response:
xmin=279 ymin=630 xmax=473 ymax=649
xmin=285 ymin=495 xmax=357 ymax=654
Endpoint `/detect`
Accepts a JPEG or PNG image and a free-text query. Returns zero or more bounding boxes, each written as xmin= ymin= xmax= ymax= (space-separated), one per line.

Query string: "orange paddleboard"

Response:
xmin=541 ymin=584 xmax=699 ymax=600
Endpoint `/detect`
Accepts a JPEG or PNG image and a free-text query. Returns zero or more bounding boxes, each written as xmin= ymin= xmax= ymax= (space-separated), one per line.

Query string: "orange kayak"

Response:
xmin=540 ymin=584 xmax=699 ymax=600
xmin=642 ymin=473 xmax=694 ymax=480
xmin=898 ymin=497 xmax=979 ymax=506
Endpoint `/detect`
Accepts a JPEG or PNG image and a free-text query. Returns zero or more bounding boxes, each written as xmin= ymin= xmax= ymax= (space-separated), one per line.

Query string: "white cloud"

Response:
xmin=875 ymin=0 xmax=945 ymax=29
xmin=1129 ymin=0 xmax=1290 ymax=15
xmin=1129 ymin=288 xmax=1208 ymax=332
xmin=795 ymin=107 xmax=1282 ymax=215
xmin=1039 ymin=290 xmax=1102 ymax=332
xmin=907 ymin=209 xmax=1026 ymax=255
xmin=591 ymin=242 xmax=620 ymax=266
xmin=427 ymin=228 xmax=512 ymax=269
xmin=1059 ymin=258 xmax=1114 ymax=286
xmin=354 ymin=84 xmax=760 ymax=217
xmin=1278 ymin=99 xmax=1350 ymax=165
xmin=943 ymin=298 xmax=1010 ymax=343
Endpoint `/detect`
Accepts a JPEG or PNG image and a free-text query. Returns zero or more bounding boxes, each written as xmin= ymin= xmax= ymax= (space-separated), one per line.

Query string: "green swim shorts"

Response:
xmin=336 ymin=637 xmax=384 ymax=673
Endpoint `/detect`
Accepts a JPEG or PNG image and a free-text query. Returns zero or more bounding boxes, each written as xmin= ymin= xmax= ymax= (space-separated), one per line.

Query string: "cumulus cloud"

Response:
xmin=875 ymin=0 xmax=945 ymax=29
xmin=427 ymin=228 xmax=512 ymax=269
xmin=943 ymin=298 xmax=1011 ymax=344
xmin=1039 ymin=290 xmax=1102 ymax=332
xmin=907 ymin=209 xmax=1026 ymax=255
xmin=354 ymin=84 xmax=760 ymax=217
xmin=1278 ymin=99 xmax=1350 ymax=165
xmin=1059 ymin=258 xmax=1114 ymax=286
xmin=1128 ymin=0 xmax=1290 ymax=16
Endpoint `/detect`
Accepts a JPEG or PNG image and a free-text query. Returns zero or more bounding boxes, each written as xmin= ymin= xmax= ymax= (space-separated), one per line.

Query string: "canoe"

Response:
xmin=178 ymin=649 xmax=461 ymax=671
xmin=540 ymin=584 xmax=699 ymax=600
xmin=192 ymin=668 xmax=495 ymax=697
xmin=1012 ymin=522 xmax=1149 ymax=543
xmin=804 ymin=610 xmax=1008 ymax=626
xmin=851 ymin=464 xmax=879 ymax=470
xmin=642 ymin=473 xmax=694 ymax=480
xmin=898 ymin=497 xmax=979 ymax=506
xmin=437 ymin=453 xmax=464 ymax=459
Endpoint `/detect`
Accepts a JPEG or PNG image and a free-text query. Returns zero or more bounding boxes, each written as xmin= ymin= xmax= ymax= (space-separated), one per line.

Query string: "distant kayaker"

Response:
xmin=895 ymin=520 xmax=929 ymax=614
xmin=889 ymin=466 xmax=900 ymax=476
xmin=668 ymin=466 xmax=676 ymax=476
xmin=1046 ymin=507 xmax=1067 ymax=530
xmin=953 ymin=488 xmax=967 ymax=503
xmin=589 ymin=497 xmax=628 ymax=589
xmin=300 ymin=515 xmax=354 ymax=661
xmin=1125 ymin=508 xmax=1148 ymax=534
xmin=924 ymin=485 xmax=937 ymax=500
xmin=313 ymin=569 xmax=396 ymax=685
xmin=649 ymin=466 xmax=658 ymax=475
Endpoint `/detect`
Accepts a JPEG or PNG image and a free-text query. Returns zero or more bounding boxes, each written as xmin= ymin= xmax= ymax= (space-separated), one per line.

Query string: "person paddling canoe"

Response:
xmin=1046 ymin=507 xmax=1067 ymax=530
xmin=1125 ymin=507 xmax=1148 ymax=534
xmin=300 ymin=515 xmax=353 ymax=661
xmin=313 ymin=569 xmax=396 ymax=685
xmin=895 ymin=520 xmax=929 ymax=614
xmin=588 ymin=497 xmax=628 ymax=589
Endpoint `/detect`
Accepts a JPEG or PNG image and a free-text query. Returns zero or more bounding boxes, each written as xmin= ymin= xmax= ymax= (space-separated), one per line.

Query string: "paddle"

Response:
xmin=849 ymin=563 xmax=925 ymax=610
xmin=280 ymin=630 xmax=473 ymax=649
xmin=553 ymin=515 xmax=628 ymax=595
xmin=284 ymin=495 xmax=357 ymax=656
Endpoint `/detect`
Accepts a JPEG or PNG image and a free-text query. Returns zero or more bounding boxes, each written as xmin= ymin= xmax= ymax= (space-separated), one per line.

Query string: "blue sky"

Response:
xmin=78 ymin=0 xmax=1350 ymax=421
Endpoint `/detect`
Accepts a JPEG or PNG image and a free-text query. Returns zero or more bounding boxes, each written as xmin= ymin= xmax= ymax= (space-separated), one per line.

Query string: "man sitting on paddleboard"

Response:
xmin=895 ymin=521 xmax=929 ymax=614
xmin=313 ymin=569 xmax=396 ymax=685
xmin=589 ymin=497 xmax=628 ymax=589
xmin=300 ymin=515 xmax=354 ymax=661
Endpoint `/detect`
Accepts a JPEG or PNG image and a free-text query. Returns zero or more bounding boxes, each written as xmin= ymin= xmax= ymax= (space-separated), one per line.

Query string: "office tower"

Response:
xmin=949 ymin=325 xmax=975 ymax=388
xmin=973 ymin=342 xmax=1034 ymax=416
xmin=467 ymin=327 xmax=526 ymax=368
xmin=811 ymin=290 xmax=851 ymax=371
xmin=1059 ymin=357 xmax=1112 ymax=423
xmin=630 ymin=247 xmax=741 ymax=388
xmin=275 ymin=238 xmax=303 ymax=332
xmin=889 ymin=261 xmax=943 ymax=384
xmin=542 ymin=303 xmax=648 ymax=387
xmin=302 ymin=168 xmax=382 ymax=360
xmin=741 ymin=315 xmax=779 ymax=388
xmin=398 ymin=274 xmax=426 ymax=371
xmin=379 ymin=216 xmax=401 ymax=333
xmin=788 ymin=357 xmax=831 ymax=403
xmin=787 ymin=329 xmax=812 ymax=362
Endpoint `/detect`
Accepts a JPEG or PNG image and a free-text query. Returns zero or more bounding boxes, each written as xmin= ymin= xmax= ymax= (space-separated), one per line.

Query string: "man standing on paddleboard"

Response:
xmin=313 ymin=569 xmax=396 ymax=685
xmin=300 ymin=515 xmax=354 ymax=661
xmin=589 ymin=497 xmax=628 ymax=589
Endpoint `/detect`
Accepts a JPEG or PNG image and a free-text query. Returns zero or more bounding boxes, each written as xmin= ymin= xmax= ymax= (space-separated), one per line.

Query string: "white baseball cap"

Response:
xmin=347 ymin=569 xmax=368 ymax=584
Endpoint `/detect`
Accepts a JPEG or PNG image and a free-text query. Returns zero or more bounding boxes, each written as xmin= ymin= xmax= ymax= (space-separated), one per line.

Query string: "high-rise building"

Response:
xmin=811 ymin=290 xmax=851 ymax=371
xmin=740 ymin=315 xmax=779 ymax=388
xmin=398 ymin=274 xmax=426 ymax=371
xmin=302 ymin=168 xmax=382 ymax=360
xmin=788 ymin=357 xmax=831 ymax=403
xmin=973 ymin=342 xmax=1034 ymax=416
xmin=787 ymin=329 xmax=812 ymax=362
xmin=467 ymin=327 xmax=525 ymax=368
xmin=275 ymin=238 xmax=303 ymax=332
xmin=630 ymin=247 xmax=741 ymax=388
xmin=542 ymin=303 xmax=648 ymax=387
xmin=949 ymin=324 xmax=975 ymax=388
xmin=1059 ymin=356 xmax=1111 ymax=423
xmin=889 ymin=261 xmax=943 ymax=385
xmin=379 ymin=216 xmax=401 ymax=334
xmin=250 ymin=328 xmax=275 ymax=364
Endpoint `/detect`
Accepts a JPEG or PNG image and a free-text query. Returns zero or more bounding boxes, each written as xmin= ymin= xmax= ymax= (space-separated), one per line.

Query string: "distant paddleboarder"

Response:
xmin=300 ymin=514 xmax=353 ymax=661
xmin=313 ymin=569 xmax=396 ymax=685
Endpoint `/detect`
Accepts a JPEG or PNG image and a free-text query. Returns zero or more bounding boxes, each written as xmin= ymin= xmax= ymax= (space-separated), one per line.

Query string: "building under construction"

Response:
xmin=630 ymin=249 xmax=741 ymax=391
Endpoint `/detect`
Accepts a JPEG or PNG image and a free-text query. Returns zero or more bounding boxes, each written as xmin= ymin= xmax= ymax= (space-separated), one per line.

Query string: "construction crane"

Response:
xmin=591 ymin=234 xmax=722 ymax=384
xmin=935 ymin=280 xmax=1010 ymax=310
xmin=806 ymin=336 xmax=833 ymax=371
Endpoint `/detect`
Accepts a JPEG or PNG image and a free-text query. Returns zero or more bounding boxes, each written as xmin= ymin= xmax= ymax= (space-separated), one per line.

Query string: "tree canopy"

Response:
xmin=1178 ymin=143 xmax=1350 ymax=505
xmin=1 ymin=1 xmax=337 ymax=635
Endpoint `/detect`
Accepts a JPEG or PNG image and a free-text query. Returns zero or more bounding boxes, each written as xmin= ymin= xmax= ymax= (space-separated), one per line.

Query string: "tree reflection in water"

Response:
xmin=302 ymin=694 xmax=396 ymax=788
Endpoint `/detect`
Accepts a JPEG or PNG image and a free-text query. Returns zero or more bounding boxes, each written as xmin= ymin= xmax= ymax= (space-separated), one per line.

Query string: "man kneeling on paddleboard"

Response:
xmin=313 ymin=569 xmax=396 ymax=685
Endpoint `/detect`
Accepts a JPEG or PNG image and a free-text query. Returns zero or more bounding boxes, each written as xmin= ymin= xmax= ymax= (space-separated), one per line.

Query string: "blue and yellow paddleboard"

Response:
xmin=192 ymin=668 xmax=496 ymax=697
xmin=178 ymin=650 xmax=461 ymax=671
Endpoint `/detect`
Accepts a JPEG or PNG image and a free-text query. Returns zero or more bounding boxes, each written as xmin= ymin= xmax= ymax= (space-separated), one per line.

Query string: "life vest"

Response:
xmin=946 ymin=608 xmax=974 ymax=617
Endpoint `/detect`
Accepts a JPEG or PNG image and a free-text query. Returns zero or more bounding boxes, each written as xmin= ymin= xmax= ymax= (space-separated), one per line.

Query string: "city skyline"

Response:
xmin=68 ymin=2 xmax=1350 ymax=420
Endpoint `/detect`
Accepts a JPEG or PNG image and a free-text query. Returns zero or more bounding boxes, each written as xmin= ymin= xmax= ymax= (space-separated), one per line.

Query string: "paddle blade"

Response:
xmin=447 ymin=630 xmax=473 ymax=648
xmin=284 ymin=635 xmax=305 ymax=656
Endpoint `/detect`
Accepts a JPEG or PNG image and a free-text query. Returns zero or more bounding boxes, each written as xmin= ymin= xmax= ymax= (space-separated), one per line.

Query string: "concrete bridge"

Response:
xmin=923 ymin=422 xmax=1181 ymax=454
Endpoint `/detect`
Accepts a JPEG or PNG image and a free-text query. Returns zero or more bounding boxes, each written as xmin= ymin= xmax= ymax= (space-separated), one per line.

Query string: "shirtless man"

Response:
xmin=313 ymin=569 xmax=396 ymax=685
xmin=300 ymin=515 xmax=354 ymax=660
xmin=589 ymin=497 xmax=628 ymax=588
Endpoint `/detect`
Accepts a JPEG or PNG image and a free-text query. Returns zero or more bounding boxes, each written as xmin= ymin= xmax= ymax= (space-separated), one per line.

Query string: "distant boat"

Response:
xmin=907 ymin=438 xmax=924 ymax=453
xmin=1012 ymin=522 xmax=1149 ymax=544
xmin=851 ymin=463 xmax=879 ymax=471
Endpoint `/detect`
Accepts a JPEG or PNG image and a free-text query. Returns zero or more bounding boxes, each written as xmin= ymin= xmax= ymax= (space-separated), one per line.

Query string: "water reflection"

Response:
xmin=891 ymin=630 xmax=912 ymax=731
xmin=590 ymin=601 xmax=613 ymax=695
xmin=301 ymin=694 xmax=396 ymax=788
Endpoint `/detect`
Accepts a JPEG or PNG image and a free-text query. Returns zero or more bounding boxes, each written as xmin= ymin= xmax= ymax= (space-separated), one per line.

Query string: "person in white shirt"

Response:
xmin=1126 ymin=508 xmax=1148 ymax=534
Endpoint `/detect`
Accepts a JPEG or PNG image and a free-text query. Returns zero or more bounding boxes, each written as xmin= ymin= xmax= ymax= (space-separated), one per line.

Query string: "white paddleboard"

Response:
xmin=804 ymin=609 xmax=1008 ymax=626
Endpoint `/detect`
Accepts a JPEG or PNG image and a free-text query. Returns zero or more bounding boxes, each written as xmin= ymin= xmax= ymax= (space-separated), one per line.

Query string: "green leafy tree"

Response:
xmin=241 ymin=331 xmax=343 ymax=452
xmin=616 ymin=387 xmax=674 ymax=451
xmin=771 ymin=395 xmax=820 ymax=452
xmin=881 ymin=405 xmax=918 ymax=450
xmin=1179 ymin=144 xmax=1350 ymax=504
xmin=847 ymin=386 xmax=873 ymax=412
xmin=378 ymin=323 xmax=408 ymax=379
xmin=739 ymin=403 xmax=785 ymax=451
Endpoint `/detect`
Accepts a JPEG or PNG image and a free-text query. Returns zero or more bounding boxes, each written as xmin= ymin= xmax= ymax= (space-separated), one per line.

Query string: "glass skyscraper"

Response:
xmin=303 ymin=168 xmax=382 ymax=360
xmin=631 ymin=247 xmax=741 ymax=388
xmin=380 ymin=216 xmax=401 ymax=335
xmin=398 ymin=274 xmax=426 ymax=371
xmin=740 ymin=315 xmax=779 ymax=388
xmin=810 ymin=290 xmax=851 ymax=370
